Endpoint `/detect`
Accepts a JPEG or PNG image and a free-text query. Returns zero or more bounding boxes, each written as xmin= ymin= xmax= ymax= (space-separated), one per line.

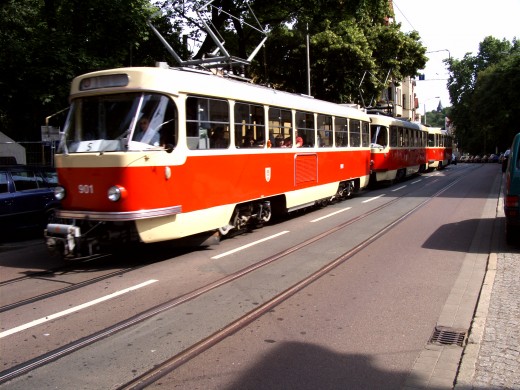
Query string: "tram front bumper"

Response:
xmin=45 ymin=223 xmax=81 ymax=257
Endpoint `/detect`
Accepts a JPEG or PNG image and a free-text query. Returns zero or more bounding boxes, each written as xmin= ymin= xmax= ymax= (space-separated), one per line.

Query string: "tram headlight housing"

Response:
xmin=54 ymin=186 xmax=66 ymax=200
xmin=108 ymin=185 xmax=127 ymax=202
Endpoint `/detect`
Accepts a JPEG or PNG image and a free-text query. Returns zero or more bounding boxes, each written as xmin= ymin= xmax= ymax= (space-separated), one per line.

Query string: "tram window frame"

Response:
xmin=186 ymin=96 xmax=230 ymax=150
xmin=428 ymin=133 xmax=434 ymax=147
xmin=150 ymin=96 xmax=178 ymax=148
xmin=350 ymin=119 xmax=361 ymax=147
xmin=335 ymin=117 xmax=349 ymax=147
xmin=361 ymin=121 xmax=370 ymax=147
xmin=403 ymin=128 xmax=409 ymax=147
xmin=317 ymin=114 xmax=333 ymax=147
xmin=295 ymin=111 xmax=315 ymax=147
xmin=371 ymin=125 xmax=388 ymax=147
xmin=234 ymin=102 xmax=265 ymax=148
xmin=389 ymin=126 xmax=398 ymax=147
xmin=269 ymin=107 xmax=292 ymax=148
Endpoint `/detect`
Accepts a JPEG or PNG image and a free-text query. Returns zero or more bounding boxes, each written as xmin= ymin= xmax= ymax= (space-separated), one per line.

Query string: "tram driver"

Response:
xmin=134 ymin=117 xmax=160 ymax=146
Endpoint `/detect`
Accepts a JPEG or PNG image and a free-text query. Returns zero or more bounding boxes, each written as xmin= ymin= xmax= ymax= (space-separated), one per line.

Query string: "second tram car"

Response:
xmin=369 ymin=114 xmax=428 ymax=183
xmin=45 ymin=64 xmax=372 ymax=257
xmin=425 ymin=126 xmax=453 ymax=170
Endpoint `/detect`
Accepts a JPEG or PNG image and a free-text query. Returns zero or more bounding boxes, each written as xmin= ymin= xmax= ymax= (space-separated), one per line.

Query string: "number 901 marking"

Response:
xmin=78 ymin=184 xmax=94 ymax=194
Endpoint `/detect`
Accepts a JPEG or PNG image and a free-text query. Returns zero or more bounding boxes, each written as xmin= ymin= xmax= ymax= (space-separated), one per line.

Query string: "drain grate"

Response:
xmin=429 ymin=326 xmax=467 ymax=347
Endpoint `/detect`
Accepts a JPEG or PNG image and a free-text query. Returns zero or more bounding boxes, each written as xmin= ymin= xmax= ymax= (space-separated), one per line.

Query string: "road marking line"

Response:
xmin=412 ymin=179 xmax=422 ymax=184
xmin=362 ymin=194 xmax=385 ymax=203
xmin=310 ymin=207 xmax=352 ymax=222
xmin=0 ymin=279 xmax=158 ymax=338
xmin=392 ymin=186 xmax=406 ymax=192
xmin=211 ymin=231 xmax=290 ymax=259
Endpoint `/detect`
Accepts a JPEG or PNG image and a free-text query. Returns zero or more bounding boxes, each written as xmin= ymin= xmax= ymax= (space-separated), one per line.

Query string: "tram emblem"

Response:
xmin=265 ymin=167 xmax=271 ymax=182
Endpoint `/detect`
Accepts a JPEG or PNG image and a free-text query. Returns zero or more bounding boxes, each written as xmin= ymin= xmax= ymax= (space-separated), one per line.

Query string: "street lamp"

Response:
xmin=423 ymin=96 xmax=439 ymax=125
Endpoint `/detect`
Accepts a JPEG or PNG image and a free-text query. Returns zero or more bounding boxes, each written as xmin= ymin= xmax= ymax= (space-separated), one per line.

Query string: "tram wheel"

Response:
xmin=345 ymin=181 xmax=354 ymax=198
xmin=219 ymin=209 xmax=239 ymax=236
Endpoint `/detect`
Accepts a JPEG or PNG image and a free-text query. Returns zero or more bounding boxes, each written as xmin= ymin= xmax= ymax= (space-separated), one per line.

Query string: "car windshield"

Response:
xmin=59 ymin=92 xmax=178 ymax=153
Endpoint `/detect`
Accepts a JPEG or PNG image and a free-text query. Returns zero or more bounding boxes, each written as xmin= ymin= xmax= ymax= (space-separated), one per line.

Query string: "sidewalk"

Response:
xmin=455 ymin=183 xmax=520 ymax=389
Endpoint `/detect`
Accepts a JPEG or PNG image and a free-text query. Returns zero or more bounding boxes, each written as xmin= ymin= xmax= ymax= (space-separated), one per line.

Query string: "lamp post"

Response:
xmin=423 ymin=96 xmax=439 ymax=125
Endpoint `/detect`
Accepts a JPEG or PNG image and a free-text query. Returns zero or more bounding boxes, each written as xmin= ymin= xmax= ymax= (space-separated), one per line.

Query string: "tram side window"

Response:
xmin=295 ymin=111 xmax=315 ymax=147
xmin=350 ymin=119 xmax=361 ymax=147
xmin=269 ymin=107 xmax=292 ymax=147
xmin=361 ymin=121 xmax=370 ymax=147
xmin=371 ymin=125 xmax=388 ymax=147
xmin=403 ymin=128 xmax=410 ymax=147
xmin=317 ymin=114 xmax=333 ymax=147
xmin=397 ymin=127 xmax=404 ymax=147
xmin=411 ymin=130 xmax=417 ymax=146
xmin=427 ymin=133 xmax=434 ymax=147
xmin=234 ymin=102 xmax=265 ymax=148
xmin=390 ymin=126 xmax=398 ymax=147
xmin=186 ymin=96 xmax=230 ymax=150
xmin=335 ymin=117 xmax=349 ymax=147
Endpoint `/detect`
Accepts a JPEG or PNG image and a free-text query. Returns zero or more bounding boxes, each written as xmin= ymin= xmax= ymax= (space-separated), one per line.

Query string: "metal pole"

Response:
xmin=306 ymin=23 xmax=311 ymax=96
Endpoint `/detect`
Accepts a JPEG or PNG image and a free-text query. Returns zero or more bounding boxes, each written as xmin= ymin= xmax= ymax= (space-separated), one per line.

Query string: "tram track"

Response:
xmin=117 ymin=172 xmax=464 ymax=390
xmin=0 ymin=169 xmax=466 ymax=386
xmin=0 ymin=265 xmax=141 ymax=313
xmin=0 ymin=252 xmax=117 ymax=289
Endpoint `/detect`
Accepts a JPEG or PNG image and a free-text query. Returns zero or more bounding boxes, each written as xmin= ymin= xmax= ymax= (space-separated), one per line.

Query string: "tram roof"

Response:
xmin=70 ymin=66 xmax=370 ymax=120
xmin=368 ymin=113 xmax=423 ymax=131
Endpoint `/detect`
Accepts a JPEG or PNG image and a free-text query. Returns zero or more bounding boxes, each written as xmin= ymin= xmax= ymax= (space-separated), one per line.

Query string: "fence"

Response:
xmin=0 ymin=141 xmax=59 ymax=167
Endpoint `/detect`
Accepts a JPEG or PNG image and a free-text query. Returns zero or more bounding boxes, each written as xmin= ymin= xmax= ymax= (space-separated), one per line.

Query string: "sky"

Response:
xmin=393 ymin=0 xmax=520 ymax=114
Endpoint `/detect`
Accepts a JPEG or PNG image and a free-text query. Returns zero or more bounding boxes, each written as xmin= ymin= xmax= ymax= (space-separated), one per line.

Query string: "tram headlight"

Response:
xmin=108 ymin=185 xmax=127 ymax=202
xmin=54 ymin=186 xmax=66 ymax=200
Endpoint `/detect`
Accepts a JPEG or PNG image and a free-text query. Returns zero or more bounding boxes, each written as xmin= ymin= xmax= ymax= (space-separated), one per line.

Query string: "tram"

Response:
xmin=45 ymin=64 xmax=372 ymax=257
xmin=369 ymin=114 xmax=428 ymax=183
xmin=425 ymin=126 xmax=453 ymax=170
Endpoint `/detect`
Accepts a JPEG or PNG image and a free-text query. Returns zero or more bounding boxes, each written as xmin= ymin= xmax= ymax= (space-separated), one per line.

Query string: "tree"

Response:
xmin=446 ymin=36 xmax=519 ymax=154
xmin=0 ymin=0 xmax=168 ymax=141
xmin=1 ymin=0 xmax=427 ymax=142
xmin=145 ymin=0 xmax=427 ymax=104
xmin=425 ymin=106 xmax=451 ymax=129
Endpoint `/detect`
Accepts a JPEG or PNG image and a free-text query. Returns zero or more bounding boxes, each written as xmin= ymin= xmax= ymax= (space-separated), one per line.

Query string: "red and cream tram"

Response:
xmin=425 ymin=126 xmax=453 ymax=170
xmin=369 ymin=114 xmax=428 ymax=183
xmin=45 ymin=64 xmax=372 ymax=257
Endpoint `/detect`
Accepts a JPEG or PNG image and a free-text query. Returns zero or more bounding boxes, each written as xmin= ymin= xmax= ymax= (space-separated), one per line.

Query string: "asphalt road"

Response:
xmin=0 ymin=162 xmax=502 ymax=389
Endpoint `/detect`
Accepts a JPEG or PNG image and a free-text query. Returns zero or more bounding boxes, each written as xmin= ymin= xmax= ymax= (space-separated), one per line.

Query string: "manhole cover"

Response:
xmin=429 ymin=326 xmax=467 ymax=346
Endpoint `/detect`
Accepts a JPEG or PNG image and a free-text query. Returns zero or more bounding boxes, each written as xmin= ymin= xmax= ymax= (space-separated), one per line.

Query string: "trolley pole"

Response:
xmin=306 ymin=23 xmax=311 ymax=96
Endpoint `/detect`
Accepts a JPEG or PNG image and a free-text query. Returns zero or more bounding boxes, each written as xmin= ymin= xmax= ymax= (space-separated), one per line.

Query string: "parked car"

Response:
xmin=488 ymin=154 xmax=499 ymax=163
xmin=0 ymin=165 xmax=60 ymax=235
xmin=503 ymin=134 xmax=520 ymax=245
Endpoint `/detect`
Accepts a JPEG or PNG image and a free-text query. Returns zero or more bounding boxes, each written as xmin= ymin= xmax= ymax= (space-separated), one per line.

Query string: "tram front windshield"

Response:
xmin=59 ymin=92 xmax=178 ymax=153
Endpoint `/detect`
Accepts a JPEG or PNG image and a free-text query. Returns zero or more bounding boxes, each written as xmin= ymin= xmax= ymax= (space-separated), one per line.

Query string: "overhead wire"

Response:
xmin=392 ymin=1 xmax=416 ymax=31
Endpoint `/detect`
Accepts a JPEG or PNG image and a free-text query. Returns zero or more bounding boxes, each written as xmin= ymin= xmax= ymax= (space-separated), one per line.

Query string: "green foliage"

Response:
xmin=446 ymin=37 xmax=519 ymax=154
xmin=0 ymin=0 xmax=168 ymax=140
xmin=425 ymin=107 xmax=451 ymax=128
xmin=0 ymin=0 xmax=427 ymax=141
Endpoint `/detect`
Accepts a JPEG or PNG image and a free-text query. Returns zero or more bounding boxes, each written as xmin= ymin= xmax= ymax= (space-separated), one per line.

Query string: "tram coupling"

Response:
xmin=44 ymin=220 xmax=134 ymax=259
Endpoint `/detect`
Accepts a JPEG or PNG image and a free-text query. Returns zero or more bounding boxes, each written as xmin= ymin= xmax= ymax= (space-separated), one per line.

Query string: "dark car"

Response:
xmin=504 ymin=134 xmax=520 ymax=245
xmin=0 ymin=165 xmax=60 ymax=234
